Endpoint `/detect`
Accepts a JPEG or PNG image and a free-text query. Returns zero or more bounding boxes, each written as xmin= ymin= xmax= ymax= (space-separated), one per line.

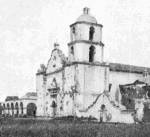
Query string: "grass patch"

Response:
xmin=0 ymin=118 xmax=150 ymax=137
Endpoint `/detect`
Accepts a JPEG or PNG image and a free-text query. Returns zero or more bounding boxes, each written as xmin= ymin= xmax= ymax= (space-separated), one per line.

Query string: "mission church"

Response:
xmin=36 ymin=7 xmax=150 ymax=123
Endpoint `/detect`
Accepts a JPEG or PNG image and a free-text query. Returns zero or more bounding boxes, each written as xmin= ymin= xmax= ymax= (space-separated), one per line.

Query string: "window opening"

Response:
xmin=72 ymin=27 xmax=76 ymax=34
xmin=70 ymin=46 xmax=74 ymax=55
xmin=89 ymin=45 xmax=95 ymax=62
xmin=89 ymin=26 xmax=95 ymax=40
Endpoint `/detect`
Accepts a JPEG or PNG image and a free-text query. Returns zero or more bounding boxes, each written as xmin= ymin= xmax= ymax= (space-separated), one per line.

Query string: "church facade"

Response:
xmin=36 ymin=8 xmax=150 ymax=123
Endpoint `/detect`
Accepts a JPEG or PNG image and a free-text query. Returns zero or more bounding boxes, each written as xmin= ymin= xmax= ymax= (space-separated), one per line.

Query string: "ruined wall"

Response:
xmin=44 ymin=65 xmax=76 ymax=117
xmin=45 ymin=72 xmax=63 ymax=117
xmin=109 ymin=71 xmax=143 ymax=102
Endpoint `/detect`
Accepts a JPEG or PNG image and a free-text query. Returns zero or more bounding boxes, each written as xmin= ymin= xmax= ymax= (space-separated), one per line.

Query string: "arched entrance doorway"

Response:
xmin=51 ymin=101 xmax=57 ymax=117
xmin=27 ymin=103 xmax=37 ymax=117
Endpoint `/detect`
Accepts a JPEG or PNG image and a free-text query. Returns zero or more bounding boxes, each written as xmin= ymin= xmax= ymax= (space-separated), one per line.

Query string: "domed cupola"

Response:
xmin=77 ymin=7 xmax=97 ymax=24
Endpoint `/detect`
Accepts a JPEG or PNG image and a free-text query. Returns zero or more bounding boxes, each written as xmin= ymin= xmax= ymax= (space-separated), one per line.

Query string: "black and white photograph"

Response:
xmin=0 ymin=0 xmax=150 ymax=136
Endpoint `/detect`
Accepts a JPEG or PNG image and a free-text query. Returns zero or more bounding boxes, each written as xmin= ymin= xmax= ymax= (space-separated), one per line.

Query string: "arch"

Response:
xmin=51 ymin=101 xmax=57 ymax=117
xmin=20 ymin=102 xmax=23 ymax=114
xmin=15 ymin=102 xmax=19 ymax=116
xmin=72 ymin=27 xmax=76 ymax=34
xmin=89 ymin=26 xmax=95 ymax=40
xmin=70 ymin=46 xmax=74 ymax=55
xmin=3 ymin=104 xmax=5 ymax=109
xmin=99 ymin=104 xmax=106 ymax=122
xmin=2 ymin=104 xmax=5 ymax=114
xmin=51 ymin=101 xmax=57 ymax=108
xmin=89 ymin=45 xmax=95 ymax=62
xmin=0 ymin=104 xmax=3 ymax=115
xmin=101 ymin=104 xmax=106 ymax=110
xmin=11 ymin=103 xmax=14 ymax=115
xmin=7 ymin=103 xmax=10 ymax=114
xmin=27 ymin=103 xmax=37 ymax=117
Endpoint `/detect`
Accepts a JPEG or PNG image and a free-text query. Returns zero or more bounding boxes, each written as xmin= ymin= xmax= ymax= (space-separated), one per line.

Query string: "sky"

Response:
xmin=0 ymin=0 xmax=150 ymax=101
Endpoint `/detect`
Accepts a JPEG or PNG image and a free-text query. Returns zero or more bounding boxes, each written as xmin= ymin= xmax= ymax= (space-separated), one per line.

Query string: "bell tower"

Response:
xmin=68 ymin=7 xmax=104 ymax=63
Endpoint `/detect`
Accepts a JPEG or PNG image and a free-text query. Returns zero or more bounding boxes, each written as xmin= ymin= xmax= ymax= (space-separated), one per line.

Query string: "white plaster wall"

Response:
xmin=63 ymin=94 xmax=74 ymax=116
xmin=64 ymin=66 xmax=76 ymax=93
xmin=109 ymin=71 xmax=143 ymax=101
xmin=62 ymin=65 xmax=76 ymax=116
xmin=77 ymin=64 xmax=107 ymax=94
xmin=74 ymin=43 xmax=102 ymax=62
xmin=76 ymin=64 xmax=109 ymax=110
xmin=70 ymin=24 xmax=102 ymax=42
xmin=36 ymin=74 xmax=46 ymax=116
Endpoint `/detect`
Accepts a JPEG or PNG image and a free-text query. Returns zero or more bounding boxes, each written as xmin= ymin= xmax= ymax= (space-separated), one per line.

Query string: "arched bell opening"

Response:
xmin=89 ymin=45 xmax=95 ymax=62
xmin=89 ymin=26 xmax=95 ymax=41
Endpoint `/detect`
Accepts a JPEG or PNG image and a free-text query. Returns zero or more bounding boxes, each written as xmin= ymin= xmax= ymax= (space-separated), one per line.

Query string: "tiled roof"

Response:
xmin=20 ymin=92 xmax=37 ymax=100
xmin=109 ymin=63 xmax=150 ymax=74
xmin=25 ymin=92 xmax=37 ymax=97
xmin=5 ymin=96 xmax=19 ymax=101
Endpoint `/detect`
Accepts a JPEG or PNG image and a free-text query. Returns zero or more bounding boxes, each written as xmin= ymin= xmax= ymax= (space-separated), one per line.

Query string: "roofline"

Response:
xmin=109 ymin=62 xmax=150 ymax=74
xmin=36 ymin=71 xmax=46 ymax=76
xmin=46 ymin=61 xmax=109 ymax=76
xmin=19 ymin=98 xmax=37 ymax=101
xmin=70 ymin=21 xmax=103 ymax=28
xmin=4 ymin=98 xmax=37 ymax=103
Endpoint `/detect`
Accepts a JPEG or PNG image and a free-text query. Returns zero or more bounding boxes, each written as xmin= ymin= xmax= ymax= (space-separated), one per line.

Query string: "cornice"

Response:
xmin=70 ymin=21 xmax=103 ymax=28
